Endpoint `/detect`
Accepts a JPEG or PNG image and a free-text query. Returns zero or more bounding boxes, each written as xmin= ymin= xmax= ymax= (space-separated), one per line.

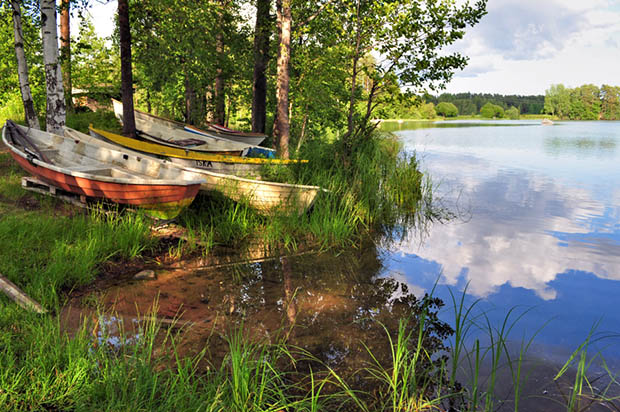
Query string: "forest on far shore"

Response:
xmin=376 ymin=84 xmax=620 ymax=121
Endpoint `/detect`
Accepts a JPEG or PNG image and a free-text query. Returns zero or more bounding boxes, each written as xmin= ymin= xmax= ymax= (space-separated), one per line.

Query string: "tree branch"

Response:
xmin=297 ymin=0 xmax=337 ymax=28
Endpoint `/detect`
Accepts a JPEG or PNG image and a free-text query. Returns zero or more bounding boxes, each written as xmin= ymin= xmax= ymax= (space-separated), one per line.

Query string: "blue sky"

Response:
xmin=85 ymin=0 xmax=620 ymax=96
xmin=444 ymin=0 xmax=620 ymax=95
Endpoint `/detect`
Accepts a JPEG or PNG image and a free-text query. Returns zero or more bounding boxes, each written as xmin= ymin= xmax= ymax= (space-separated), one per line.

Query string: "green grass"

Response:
xmin=4 ymin=111 xmax=617 ymax=411
xmin=173 ymin=130 xmax=434 ymax=253
xmin=66 ymin=109 xmax=122 ymax=134
xmin=0 ymin=205 xmax=155 ymax=308
xmin=0 ymin=93 xmax=26 ymax=126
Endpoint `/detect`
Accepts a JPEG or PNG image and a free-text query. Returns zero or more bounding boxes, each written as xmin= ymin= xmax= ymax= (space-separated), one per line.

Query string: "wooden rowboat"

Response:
xmin=89 ymin=126 xmax=306 ymax=178
xmin=184 ymin=124 xmax=266 ymax=147
xmin=82 ymin=126 xmax=323 ymax=214
xmin=183 ymin=125 xmax=275 ymax=158
xmin=2 ymin=120 xmax=205 ymax=219
xmin=112 ymin=99 xmax=271 ymax=153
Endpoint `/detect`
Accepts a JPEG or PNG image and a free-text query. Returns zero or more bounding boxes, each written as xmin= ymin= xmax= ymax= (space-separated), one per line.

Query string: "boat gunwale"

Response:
xmin=2 ymin=125 xmax=205 ymax=187
xmin=89 ymin=126 xmax=307 ymax=166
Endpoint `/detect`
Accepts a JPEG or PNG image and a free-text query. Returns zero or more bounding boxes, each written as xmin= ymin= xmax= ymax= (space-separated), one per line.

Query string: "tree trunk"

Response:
xmin=274 ymin=0 xmax=291 ymax=159
xmin=214 ymin=32 xmax=226 ymax=125
xmin=118 ymin=0 xmax=136 ymax=138
xmin=11 ymin=0 xmax=39 ymax=130
xmin=251 ymin=0 xmax=270 ymax=134
xmin=41 ymin=0 xmax=66 ymax=134
xmin=146 ymin=89 xmax=151 ymax=113
xmin=184 ymin=74 xmax=197 ymax=125
xmin=345 ymin=4 xmax=362 ymax=142
xmin=60 ymin=0 xmax=72 ymax=112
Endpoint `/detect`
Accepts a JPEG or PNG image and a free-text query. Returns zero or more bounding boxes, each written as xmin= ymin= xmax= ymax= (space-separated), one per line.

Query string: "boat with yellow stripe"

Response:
xmin=89 ymin=126 xmax=308 ymax=178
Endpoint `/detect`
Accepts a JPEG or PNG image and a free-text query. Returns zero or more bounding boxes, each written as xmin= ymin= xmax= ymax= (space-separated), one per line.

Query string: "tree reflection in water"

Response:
xmin=97 ymin=240 xmax=454 ymax=401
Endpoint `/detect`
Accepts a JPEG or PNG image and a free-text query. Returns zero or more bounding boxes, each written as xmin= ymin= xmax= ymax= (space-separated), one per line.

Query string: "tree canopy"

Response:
xmin=436 ymin=101 xmax=458 ymax=117
xmin=2 ymin=0 xmax=490 ymax=151
xmin=544 ymin=84 xmax=620 ymax=120
xmin=480 ymin=102 xmax=504 ymax=118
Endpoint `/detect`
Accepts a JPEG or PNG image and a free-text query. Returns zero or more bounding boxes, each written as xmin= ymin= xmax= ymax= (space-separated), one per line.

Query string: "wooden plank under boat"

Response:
xmin=2 ymin=120 xmax=205 ymax=219
xmin=89 ymin=126 xmax=307 ymax=178
xmin=80 ymin=126 xmax=323 ymax=214
xmin=112 ymin=99 xmax=270 ymax=152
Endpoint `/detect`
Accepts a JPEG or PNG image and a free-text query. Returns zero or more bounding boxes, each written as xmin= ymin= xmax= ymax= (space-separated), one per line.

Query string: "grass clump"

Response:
xmin=0 ymin=207 xmax=154 ymax=307
xmin=177 ymin=131 xmax=435 ymax=252
xmin=66 ymin=109 xmax=122 ymax=134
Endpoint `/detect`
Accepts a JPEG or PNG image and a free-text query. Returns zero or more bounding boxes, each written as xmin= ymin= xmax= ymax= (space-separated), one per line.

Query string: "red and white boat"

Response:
xmin=2 ymin=121 xmax=205 ymax=219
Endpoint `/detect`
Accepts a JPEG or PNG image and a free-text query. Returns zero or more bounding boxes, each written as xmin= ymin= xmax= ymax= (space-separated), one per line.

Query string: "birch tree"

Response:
xmin=10 ymin=0 xmax=39 ymax=129
xmin=40 ymin=0 xmax=66 ymax=134
xmin=273 ymin=0 xmax=291 ymax=158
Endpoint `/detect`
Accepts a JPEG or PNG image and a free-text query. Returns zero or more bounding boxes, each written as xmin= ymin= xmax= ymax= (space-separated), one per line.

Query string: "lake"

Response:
xmin=391 ymin=120 xmax=620 ymax=363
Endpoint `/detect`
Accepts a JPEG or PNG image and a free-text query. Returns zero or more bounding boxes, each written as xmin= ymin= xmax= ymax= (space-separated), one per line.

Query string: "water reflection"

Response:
xmin=545 ymin=137 xmax=617 ymax=158
xmin=96 ymin=245 xmax=451 ymax=374
xmin=379 ymin=119 xmax=536 ymax=132
xmin=391 ymin=121 xmax=620 ymax=356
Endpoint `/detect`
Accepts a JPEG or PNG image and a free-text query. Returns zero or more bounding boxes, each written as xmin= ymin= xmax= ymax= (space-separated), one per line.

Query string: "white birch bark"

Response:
xmin=40 ymin=0 xmax=66 ymax=134
xmin=11 ymin=0 xmax=40 ymax=130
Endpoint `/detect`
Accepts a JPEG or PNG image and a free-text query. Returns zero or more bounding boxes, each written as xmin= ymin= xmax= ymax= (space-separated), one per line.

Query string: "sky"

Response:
xmin=443 ymin=0 xmax=620 ymax=95
xmin=84 ymin=0 xmax=620 ymax=97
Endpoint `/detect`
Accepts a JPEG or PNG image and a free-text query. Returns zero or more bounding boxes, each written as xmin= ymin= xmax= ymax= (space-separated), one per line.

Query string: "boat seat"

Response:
xmin=40 ymin=149 xmax=59 ymax=157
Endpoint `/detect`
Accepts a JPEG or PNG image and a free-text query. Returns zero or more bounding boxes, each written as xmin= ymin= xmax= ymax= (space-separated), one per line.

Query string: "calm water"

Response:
xmin=391 ymin=120 xmax=620 ymax=361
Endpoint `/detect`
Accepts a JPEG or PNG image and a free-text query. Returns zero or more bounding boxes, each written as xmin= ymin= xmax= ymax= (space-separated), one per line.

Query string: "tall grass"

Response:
xmin=0 ymin=93 xmax=25 ymax=125
xmin=176 ymin=131 xmax=436 ymax=253
xmin=0 ymin=206 xmax=154 ymax=307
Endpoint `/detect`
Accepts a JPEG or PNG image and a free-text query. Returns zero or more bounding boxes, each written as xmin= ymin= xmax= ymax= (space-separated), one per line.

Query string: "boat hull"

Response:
xmin=184 ymin=125 xmax=265 ymax=146
xmin=197 ymin=171 xmax=322 ymax=214
xmin=168 ymin=156 xmax=262 ymax=178
xmin=3 ymin=123 xmax=202 ymax=219
xmin=113 ymin=99 xmax=262 ymax=153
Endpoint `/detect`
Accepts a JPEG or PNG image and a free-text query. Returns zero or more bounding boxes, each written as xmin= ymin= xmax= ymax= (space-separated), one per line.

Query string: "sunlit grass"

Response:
xmin=0 ymin=206 xmax=154 ymax=308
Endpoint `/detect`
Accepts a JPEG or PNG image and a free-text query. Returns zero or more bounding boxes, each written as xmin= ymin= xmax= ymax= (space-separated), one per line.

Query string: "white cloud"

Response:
xmin=392 ymin=147 xmax=620 ymax=301
xmin=443 ymin=0 xmax=620 ymax=94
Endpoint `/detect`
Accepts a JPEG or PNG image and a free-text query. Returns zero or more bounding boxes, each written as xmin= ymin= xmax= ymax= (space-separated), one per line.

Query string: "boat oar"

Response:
xmin=5 ymin=120 xmax=52 ymax=164
xmin=0 ymin=273 xmax=47 ymax=314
